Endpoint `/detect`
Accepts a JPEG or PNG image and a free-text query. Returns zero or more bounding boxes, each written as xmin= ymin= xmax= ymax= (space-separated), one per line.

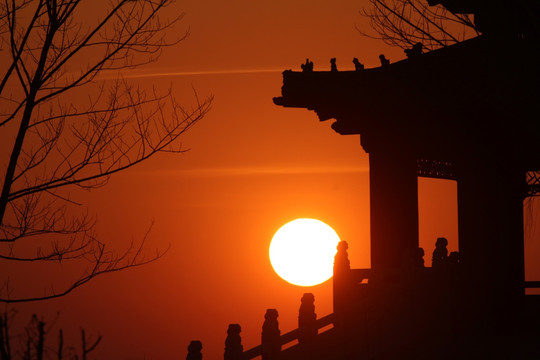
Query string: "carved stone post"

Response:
xmin=333 ymin=241 xmax=350 ymax=322
xmin=334 ymin=241 xmax=350 ymax=274
xmin=261 ymin=309 xmax=281 ymax=360
xmin=224 ymin=324 xmax=243 ymax=360
xmin=186 ymin=341 xmax=203 ymax=360
xmin=298 ymin=293 xmax=317 ymax=344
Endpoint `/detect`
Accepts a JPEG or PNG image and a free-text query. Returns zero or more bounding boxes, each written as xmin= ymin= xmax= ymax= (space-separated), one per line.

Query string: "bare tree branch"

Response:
xmin=0 ymin=0 xmax=212 ymax=303
xmin=359 ymin=0 xmax=479 ymax=51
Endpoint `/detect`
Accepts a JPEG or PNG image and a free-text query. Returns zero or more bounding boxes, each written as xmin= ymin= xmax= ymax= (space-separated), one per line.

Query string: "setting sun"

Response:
xmin=269 ymin=218 xmax=340 ymax=286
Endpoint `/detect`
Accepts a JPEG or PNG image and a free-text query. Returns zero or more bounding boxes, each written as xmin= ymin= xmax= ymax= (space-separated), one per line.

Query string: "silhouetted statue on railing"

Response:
xmin=334 ymin=241 xmax=350 ymax=274
xmin=298 ymin=293 xmax=317 ymax=344
xmin=261 ymin=309 xmax=281 ymax=360
xmin=224 ymin=324 xmax=243 ymax=360
xmin=187 ymin=340 xmax=203 ymax=360
xmin=379 ymin=54 xmax=390 ymax=67
xmin=432 ymin=237 xmax=449 ymax=269
xmin=405 ymin=42 xmax=423 ymax=59
xmin=448 ymin=251 xmax=459 ymax=264
xmin=448 ymin=251 xmax=460 ymax=270
xmin=301 ymin=58 xmax=314 ymax=72
xmin=330 ymin=58 xmax=338 ymax=72
xmin=402 ymin=246 xmax=426 ymax=272
xmin=418 ymin=247 xmax=425 ymax=268
xmin=353 ymin=58 xmax=364 ymax=71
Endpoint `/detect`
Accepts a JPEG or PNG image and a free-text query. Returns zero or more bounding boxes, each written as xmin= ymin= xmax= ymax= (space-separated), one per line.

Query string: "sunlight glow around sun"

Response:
xmin=269 ymin=218 xmax=340 ymax=286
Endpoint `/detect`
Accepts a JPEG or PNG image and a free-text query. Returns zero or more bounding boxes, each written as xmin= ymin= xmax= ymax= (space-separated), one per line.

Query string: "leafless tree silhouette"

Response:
xmin=0 ymin=0 xmax=212 ymax=303
xmin=0 ymin=310 xmax=102 ymax=359
xmin=359 ymin=0 xmax=479 ymax=50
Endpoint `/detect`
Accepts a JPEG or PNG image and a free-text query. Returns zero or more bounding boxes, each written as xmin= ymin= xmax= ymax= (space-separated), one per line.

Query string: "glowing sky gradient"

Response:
xmin=10 ymin=2 xmax=540 ymax=360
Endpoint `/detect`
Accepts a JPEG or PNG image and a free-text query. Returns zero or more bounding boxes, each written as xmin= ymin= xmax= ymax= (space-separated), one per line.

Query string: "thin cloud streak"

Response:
xmin=143 ymin=165 xmax=369 ymax=177
xmin=98 ymin=68 xmax=286 ymax=80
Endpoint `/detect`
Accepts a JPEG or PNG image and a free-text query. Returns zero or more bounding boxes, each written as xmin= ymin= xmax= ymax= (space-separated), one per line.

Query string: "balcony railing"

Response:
xmin=243 ymin=313 xmax=335 ymax=359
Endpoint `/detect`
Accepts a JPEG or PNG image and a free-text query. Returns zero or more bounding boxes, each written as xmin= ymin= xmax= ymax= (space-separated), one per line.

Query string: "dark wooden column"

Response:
xmin=457 ymin=162 xmax=525 ymax=326
xmin=368 ymin=149 xmax=419 ymax=274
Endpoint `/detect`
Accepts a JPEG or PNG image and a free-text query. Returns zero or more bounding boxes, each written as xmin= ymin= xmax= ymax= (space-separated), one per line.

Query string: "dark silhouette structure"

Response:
xmin=186 ymin=340 xmax=203 ymax=360
xmin=378 ymin=54 xmax=390 ymax=66
xmin=431 ymin=237 xmax=448 ymax=268
xmin=273 ymin=0 xmax=538 ymax=358
xmin=301 ymin=58 xmax=314 ymax=72
xmin=224 ymin=324 xmax=244 ymax=360
xmin=352 ymin=58 xmax=364 ymax=71
xmin=240 ymin=296 xmax=335 ymax=360
xmin=188 ymin=1 xmax=540 ymax=359
xmin=261 ymin=309 xmax=281 ymax=360
xmin=298 ymin=293 xmax=317 ymax=344
xmin=330 ymin=58 xmax=338 ymax=72
xmin=269 ymin=0 xmax=539 ymax=355
xmin=404 ymin=42 xmax=423 ymax=58
xmin=427 ymin=0 xmax=539 ymax=37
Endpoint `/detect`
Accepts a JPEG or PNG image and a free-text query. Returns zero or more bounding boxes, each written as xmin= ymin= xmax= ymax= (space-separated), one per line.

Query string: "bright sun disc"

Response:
xmin=269 ymin=218 xmax=340 ymax=286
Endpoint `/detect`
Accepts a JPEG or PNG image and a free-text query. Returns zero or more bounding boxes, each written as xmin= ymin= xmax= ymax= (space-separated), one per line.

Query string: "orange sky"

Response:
xmin=6 ymin=1 xmax=540 ymax=359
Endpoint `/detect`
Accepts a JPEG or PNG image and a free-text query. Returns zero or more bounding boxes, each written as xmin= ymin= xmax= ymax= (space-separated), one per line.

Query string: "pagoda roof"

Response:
xmin=273 ymin=36 xmax=540 ymax=169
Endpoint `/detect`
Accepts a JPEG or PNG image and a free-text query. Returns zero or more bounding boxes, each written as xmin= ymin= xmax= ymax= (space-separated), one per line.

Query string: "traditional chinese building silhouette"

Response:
xmin=188 ymin=1 xmax=539 ymax=359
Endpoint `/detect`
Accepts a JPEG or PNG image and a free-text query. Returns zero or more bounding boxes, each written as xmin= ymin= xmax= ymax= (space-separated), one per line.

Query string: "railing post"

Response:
xmin=333 ymin=240 xmax=351 ymax=326
xmin=186 ymin=340 xmax=203 ymax=360
xmin=334 ymin=241 xmax=350 ymax=274
xmin=224 ymin=324 xmax=243 ymax=360
xmin=261 ymin=309 xmax=281 ymax=360
xmin=298 ymin=293 xmax=317 ymax=344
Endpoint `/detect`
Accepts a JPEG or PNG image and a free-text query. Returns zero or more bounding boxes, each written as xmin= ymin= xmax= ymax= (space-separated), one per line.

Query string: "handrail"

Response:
xmin=348 ymin=268 xmax=371 ymax=282
xmin=243 ymin=343 xmax=262 ymax=358
xmin=525 ymin=281 xmax=540 ymax=288
xmin=243 ymin=313 xmax=335 ymax=359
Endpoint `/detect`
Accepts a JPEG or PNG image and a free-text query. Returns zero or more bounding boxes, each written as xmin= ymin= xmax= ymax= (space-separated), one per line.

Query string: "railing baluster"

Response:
xmin=224 ymin=324 xmax=243 ymax=360
xmin=261 ymin=309 xmax=281 ymax=360
xmin=242 ymin=312 xmax=335 ymax=359
xmin=298 ymin=293 xmax=317 ymax=344
xmin=186 ymin=340 xmax=202 ymax=360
